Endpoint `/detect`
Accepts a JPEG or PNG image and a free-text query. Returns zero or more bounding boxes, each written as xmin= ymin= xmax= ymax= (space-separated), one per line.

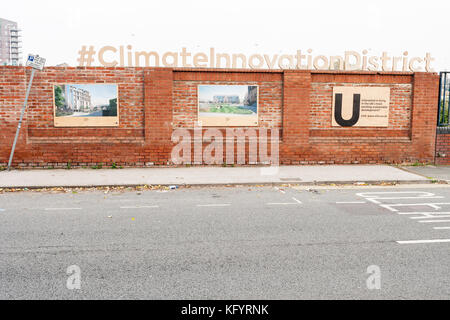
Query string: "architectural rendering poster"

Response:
xmin=198 ymin=85 xmax=258 ymax=126
xmin=53 ymin=84 xmax=119 ymax=127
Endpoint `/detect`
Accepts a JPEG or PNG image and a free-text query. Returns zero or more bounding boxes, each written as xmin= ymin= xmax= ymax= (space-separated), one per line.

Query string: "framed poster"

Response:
xmin=198 ymin=85 xmax=258 ymax=126
xmin=332 ymin=86 xmax=390 ymax=127
xmin=53 ymin=84 xmax=119 ymax=127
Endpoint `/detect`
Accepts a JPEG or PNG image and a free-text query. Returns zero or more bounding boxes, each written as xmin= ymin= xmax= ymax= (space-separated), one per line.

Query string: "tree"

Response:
xmin=103 ymin=98 xmax=117 ymax=117
xmin=54 ymin=86 xmax=65 ymax=108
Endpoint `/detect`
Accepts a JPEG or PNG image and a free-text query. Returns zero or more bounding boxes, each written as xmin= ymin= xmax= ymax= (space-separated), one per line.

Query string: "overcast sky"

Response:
xmin=2 ymin=0 xmax=449 ymax=71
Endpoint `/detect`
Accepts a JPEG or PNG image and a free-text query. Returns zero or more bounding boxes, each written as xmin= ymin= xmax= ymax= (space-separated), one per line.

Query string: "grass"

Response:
xmin=207 ymin=105 xmax=253 ymax=115
xmin=438 ymin=101 xmax=450 ymax=125
xmin=91 ymin=163 xmax=103 ymax=169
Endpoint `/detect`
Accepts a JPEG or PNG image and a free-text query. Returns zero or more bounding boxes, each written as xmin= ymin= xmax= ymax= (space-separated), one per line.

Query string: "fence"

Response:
xmin=438 ymin=72 xmax=450 ymax=126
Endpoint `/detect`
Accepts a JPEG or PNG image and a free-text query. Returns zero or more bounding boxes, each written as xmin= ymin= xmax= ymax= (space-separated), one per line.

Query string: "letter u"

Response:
xmin=334 ymin=93 xmax=360 ymax=127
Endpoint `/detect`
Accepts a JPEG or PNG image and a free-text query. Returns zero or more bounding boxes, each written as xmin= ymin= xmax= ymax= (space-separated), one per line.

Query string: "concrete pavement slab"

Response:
xmin=0 ymin=165 xmax=429 ymax=188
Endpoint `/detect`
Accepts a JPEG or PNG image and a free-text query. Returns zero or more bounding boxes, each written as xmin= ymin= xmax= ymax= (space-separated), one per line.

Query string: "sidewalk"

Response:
xmin=400 ymin=165 xmax=450 ymax=182
xmin=0 ymin=165 xmax=433 ymax=188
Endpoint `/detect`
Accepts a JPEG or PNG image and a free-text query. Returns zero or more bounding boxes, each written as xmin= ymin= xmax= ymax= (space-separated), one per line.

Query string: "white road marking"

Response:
xmin=267 ymin=202 xmax=298 ymax=205
xmin=418 ymin=220 xmax=450 ymax=223
xmin=410 ymin=214 xmax=450 ymax=219
xmin=196 ymin=204 xmax=231 ymax=207
xmin=398 ymin=211 xmax=450 ymax=215
xmin=379 ymin=203 xmax=450 ymax=212
xmin=336 ymin=201 xmax=367 ymax=204
xmin=356 ymin=192 xmax=443 ymax=205
xmin=371 ymin=196 xmax=443 ymax=200
xmin=120 ymin=206 xmax=159 ymax=209
xmin=358 ymin=191 xmax=450 ymax=235
xmin=357 ymin=191 xmax=438 ymax=197
xmin=44 ymin=208 xmax=82 ymax=211
xmin=397 ymin=239 xmax=450 ymax=244
xmin=292 ymin=197 xmax=302 ymax=204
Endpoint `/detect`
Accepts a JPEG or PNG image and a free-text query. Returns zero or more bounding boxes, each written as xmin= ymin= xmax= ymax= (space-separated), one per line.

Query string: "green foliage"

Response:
xmin=102 ymin=98 xmax=118 ymax=117
xmin=111 ymin=162 xmax=117 ymax=169
xmin=438 ymin=100 xmax=450 ymax=125
xmin=208 ymin=105 xmax=253 ymax=114
xmin=66 ymin=161 xmax=72 ymax=170
xmin=91 ymin=163 xmax=103 ymax=169
xmin=54 ymin=86 xmax=65 ymax=108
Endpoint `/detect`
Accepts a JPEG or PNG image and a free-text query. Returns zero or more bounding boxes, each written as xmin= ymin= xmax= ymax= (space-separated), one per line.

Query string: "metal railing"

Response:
xmin=438 ymin=72 xmax=450 ymax=126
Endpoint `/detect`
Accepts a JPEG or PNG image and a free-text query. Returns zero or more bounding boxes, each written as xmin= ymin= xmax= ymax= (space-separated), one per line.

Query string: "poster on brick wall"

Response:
xmin=332 ymin=86 xmax=390 ymax=127
xmin=53 ymin=84 xmax=119 ymax=127
xmin=198 ymin=85 xmax=258 ymax=126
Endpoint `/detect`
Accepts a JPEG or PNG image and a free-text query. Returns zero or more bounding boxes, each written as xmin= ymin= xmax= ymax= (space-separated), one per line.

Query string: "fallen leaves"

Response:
xmin=0 ymin=185 xmax=177 ymax=194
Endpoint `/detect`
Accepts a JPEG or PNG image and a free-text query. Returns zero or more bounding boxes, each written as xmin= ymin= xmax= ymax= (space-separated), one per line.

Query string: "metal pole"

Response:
xmin=7 ymin=68 xmax=36 ymax=170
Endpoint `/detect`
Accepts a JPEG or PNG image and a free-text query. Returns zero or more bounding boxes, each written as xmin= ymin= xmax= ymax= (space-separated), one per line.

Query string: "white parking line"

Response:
xmin=379 ymin=203 xmax=450 ymax=212
xmin=292 ymin=197 xmax=302 ymax=204
xmin=410 ymin=214 xmax=450 ymax=219
xmin=267 ymin=203 xmax=298 ymax=205
xmin=357 ymin=191 xmax=440 ymax=198
xmin=44 ymin=208 xmax=82 ymax=211
xmin=397 ymin=239 xmax=450 ymax=244
xmin=418 ymin=220 xmax=450 ymax=223
xmin=336 ymin=201 xmax=366 ymax=204
xmin=356 ymin=192 xmax=444 ymax=205
xmin=398 ymin=211 xmax=450 ymax=215
xmin=357 ymin=191 xmax=450 ymax=243
xmin=120 ymin=206 xmax=159 ymax=209
xmin=413 ymin=216 xmax=450 ymax=220
xmin=196 ymin=204 xmax=231 ymax=207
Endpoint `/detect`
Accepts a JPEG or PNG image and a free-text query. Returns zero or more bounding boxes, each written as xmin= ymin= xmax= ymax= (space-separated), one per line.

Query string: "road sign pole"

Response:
xmin=7 ymin=68 xmax=36 ymax=171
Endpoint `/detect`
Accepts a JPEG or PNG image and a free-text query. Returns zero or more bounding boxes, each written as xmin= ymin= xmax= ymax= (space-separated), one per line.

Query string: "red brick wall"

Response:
xmin=436 ymin=129 xmax=450 ymax=165
xmin=0 ymin=66 xmax=439 ymax=168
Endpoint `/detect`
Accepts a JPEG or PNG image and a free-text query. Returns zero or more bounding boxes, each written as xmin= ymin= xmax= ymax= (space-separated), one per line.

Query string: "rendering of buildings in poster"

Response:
xmin=198 ymin=85 xmax=258 ymax=126
xmin=53 ymin=84 xmax=119 ymax=127
xmin=332 ymin=86 xmax=390 ymax=127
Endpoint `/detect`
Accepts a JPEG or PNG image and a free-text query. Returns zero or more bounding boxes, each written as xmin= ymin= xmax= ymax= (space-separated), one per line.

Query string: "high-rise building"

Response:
xmin=0 ymin=18 xmax=22 ymax=66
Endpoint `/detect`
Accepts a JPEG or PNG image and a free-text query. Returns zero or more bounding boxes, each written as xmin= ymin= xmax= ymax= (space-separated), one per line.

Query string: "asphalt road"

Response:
xmin=0 ymin=185 xmax=450 ymax=300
